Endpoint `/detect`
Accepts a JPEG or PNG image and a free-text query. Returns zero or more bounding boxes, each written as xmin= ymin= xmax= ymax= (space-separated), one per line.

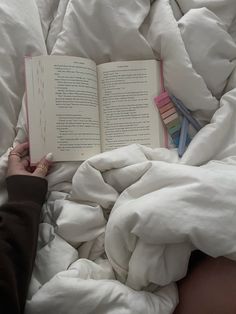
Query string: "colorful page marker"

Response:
xmin=154 ymin=92 xmax=181 ymax=146
xmin=155 ymin=60 xmax=201 ymax=156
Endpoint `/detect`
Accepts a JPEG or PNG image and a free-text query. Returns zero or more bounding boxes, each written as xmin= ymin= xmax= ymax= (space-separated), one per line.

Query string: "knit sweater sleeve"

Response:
xmin=0 ymin=175 xmax=47 ymax=314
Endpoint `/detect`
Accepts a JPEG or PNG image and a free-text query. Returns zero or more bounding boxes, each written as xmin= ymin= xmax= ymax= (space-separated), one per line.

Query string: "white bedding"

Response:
xmin=1 ymin=0 xmax=236 ymax=313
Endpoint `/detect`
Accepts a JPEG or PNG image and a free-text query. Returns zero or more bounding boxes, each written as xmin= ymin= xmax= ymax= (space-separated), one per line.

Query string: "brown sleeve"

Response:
xmin=0 ymin=175 xmax=47 ymax=314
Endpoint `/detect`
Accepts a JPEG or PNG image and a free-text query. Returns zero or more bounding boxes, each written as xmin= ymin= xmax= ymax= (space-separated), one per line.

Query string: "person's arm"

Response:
xmin=0 ymin=142 xmax=52 ymax=314
xmin=174 ymin=251 xmax=236 ymax=314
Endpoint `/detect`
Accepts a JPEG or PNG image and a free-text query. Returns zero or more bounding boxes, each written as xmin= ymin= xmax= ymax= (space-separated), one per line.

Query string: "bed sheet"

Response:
xmin=0 ymin=0 xmax=236 ymax=313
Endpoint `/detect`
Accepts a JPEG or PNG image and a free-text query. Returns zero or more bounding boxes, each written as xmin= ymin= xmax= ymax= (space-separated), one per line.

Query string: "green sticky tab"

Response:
xmin=169 ymin=124 xmax=181 ymax=135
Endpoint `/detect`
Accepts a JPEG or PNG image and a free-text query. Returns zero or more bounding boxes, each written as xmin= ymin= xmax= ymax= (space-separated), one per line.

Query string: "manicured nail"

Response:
xmin=45 ymin=152 xmax=53 ymax=161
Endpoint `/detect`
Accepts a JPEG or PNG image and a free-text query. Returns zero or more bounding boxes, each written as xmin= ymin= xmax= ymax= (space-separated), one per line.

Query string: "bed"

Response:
xmin=0 ymin=0 xmax=236 ymax=313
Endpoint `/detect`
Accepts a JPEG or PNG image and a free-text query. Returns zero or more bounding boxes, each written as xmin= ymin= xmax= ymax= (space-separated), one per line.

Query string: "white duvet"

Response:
xmin=1 ymin=0 xmax=236 ymax=313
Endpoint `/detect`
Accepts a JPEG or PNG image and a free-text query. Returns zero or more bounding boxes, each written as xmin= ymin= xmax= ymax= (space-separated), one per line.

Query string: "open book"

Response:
xmin=25 ymin=56 xmax=166 ymax=163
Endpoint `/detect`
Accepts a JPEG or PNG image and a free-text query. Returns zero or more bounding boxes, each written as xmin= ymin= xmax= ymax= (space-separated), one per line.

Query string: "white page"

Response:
xmin=25 ymin=57 xmax=46 ymax=163
xmin=97 ymin=60 xmax=164 ymax=151
xmin=26 ymin=56 xmax=101 ymax=163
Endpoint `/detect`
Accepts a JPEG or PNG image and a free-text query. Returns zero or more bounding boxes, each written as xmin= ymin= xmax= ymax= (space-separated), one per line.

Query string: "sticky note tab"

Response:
xmin=154 ymin=92 xmax=182 ymax=148
xmin=169 ymin=124 xmax=181 ymax=135
xmin=159 ymin=102 xmax=174 ymax=114
xmin=164 ymin=113 xmax=178 ymax=125
xmin=161 ymin=108 xmax=176 ymax=119
xmin=154 ymin=91 xmax=170 ymax=108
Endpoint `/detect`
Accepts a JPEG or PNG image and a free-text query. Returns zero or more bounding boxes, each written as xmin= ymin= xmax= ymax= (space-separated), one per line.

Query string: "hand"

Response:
xmin=7 ymin=142 xmax=53 ymax=178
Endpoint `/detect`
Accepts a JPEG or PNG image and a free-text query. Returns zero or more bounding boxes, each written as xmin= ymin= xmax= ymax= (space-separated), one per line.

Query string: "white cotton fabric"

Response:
xmin=178 ymin=7 xmax=236 ymax=99
xmin=0 ymin=0 xmax=236 ymax=313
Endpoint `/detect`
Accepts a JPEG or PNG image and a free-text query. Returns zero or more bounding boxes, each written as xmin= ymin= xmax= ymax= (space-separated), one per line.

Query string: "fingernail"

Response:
xmin=45 ymin=152 xmax=53 ymax=162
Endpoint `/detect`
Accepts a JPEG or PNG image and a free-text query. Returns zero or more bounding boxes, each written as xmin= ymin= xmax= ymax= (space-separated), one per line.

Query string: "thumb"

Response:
xmin=33 ymin=153 xmax=53 ymax=178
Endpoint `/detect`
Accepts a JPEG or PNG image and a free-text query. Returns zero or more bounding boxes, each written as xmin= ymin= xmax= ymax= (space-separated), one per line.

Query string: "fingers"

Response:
xmin=33 ymin=153 xmax=53 ymax=178
xmin=7 ymin=142 xmax=54 ymax=178
xmin=7 ymin=142 xmax=32 ymax=177
xmin=7 ymin=142 xmax=28 ymax=175
xmin=10 ymin=142 xmax=29 ymax=156
xmin=8 ymin=142 xmax=29 ymax=162
xmin=21 ymin=156 xmax=30 ymax=169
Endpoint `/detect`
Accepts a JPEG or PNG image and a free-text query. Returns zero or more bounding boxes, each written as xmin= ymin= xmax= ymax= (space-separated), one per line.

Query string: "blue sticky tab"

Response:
xmin=171 ymin=131 xmax=180 ymax=146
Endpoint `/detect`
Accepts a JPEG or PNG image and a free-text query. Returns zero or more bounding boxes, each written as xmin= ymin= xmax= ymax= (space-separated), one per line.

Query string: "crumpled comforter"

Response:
xmin=0 ymin=0 xmax=236 ymax=313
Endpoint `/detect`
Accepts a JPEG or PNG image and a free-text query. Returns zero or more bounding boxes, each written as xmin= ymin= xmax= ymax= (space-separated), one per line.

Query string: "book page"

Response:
xmin=25 ymin=57 xmax=46 ymax=162
xmin=26 ymin=56 xmax=101 ymax=163
xmin=97 ymin=60 xmax=164 ymax=152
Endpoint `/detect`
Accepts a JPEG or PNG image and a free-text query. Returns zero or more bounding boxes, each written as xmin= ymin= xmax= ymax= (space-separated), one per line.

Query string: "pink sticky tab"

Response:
xmin=155 ymin=91 xmax=171 ymax=108
xmin=164 ymin=113 xmax=178 ymax=124
xmin=158 ymin=91 xmax=169 ymax=101
xmin=161 ymin=107 xmax=176 ymax=119
xmin=159 ymin=102 xmax=174 ymax=114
